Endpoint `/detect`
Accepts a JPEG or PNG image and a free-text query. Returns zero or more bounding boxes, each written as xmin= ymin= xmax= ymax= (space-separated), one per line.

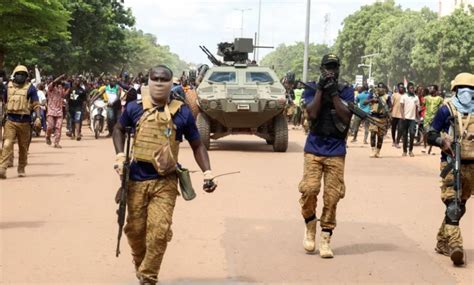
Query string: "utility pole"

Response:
xmin=358 ymin=53 xmax=381 ymax=86
xmin=234 ymin=8 xmax=252 ymax=38
xmin=302 ymin=0 xmax=311 ymax=82
xmin=323 ymin=13 xmax=330 ymax=45
xmin=256 ymin=0 xmax=262 ymax=62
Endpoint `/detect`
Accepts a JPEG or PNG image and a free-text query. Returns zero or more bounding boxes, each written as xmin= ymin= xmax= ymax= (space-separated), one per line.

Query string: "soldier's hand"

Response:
xmin=114 ymin=152 xmax=126 ymax=176
xmin=441 ymin=137 xmax=454 ymax=157
xmin=203 ymin=170 xmax=217 ymax=193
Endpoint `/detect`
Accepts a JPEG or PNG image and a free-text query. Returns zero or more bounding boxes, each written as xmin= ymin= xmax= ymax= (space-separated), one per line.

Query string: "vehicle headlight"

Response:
xmin=268 ymin=100 xmax=277 ymax=109
xmin=209 ymin=101 xmax=218 ymax=109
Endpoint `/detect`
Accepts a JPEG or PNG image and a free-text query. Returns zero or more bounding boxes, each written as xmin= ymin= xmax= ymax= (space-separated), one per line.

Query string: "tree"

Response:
xmin=123 ymin=29 xmax=189 ymax=76
xmin=0 ymin=0 xmax=70 ymax=69
xmin=260 ymin=42 xmax=330 ymax=81
xmin=412 ymin=7 xmax=474 ymax=88
xmin=365 ymin=8 xmax=437 ymax=86
xmin=333 ymin=0 xmax=403 ymax=82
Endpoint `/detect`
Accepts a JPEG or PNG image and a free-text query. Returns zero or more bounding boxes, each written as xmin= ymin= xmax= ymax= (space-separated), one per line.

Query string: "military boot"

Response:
xmin=303 ymin=219 xmax=317 ymax=252
xmin=445 ymin=224 xmax=465 ymax=266
xmin=450 ymin=246 xmax=465 ymax=266
xmin=139 ymin=276 xmax=157 ymax=285
xmin=375 ymin=148 xmax=381 ymax=158
xmin=319 ymin=231 xmax=334 ymax=258
xmin=0 ymin=168 xmax=6 ymax=179
xmin=18 ymin=167 xmax=26 ymax=177
xmin=370 ymin=148 xmax=376 ymax=158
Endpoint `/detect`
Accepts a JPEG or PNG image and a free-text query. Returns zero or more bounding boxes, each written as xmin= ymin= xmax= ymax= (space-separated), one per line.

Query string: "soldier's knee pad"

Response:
xmin=444 ymin=199 xmax=466 ymax=225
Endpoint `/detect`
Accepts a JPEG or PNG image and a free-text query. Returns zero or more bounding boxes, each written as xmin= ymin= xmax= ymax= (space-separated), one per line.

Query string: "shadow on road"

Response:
xmin=210 ymin=140 xmax=302 ymax=153
xmin=335 ymin=242 xmax=398 ymax=255
xmin=221 ymin=218 xmax=456 ymax=284
xmin=24 ymin=173 xmax=74 ymax=178
xmin=0 ymin=221 xmax=45 ymax=230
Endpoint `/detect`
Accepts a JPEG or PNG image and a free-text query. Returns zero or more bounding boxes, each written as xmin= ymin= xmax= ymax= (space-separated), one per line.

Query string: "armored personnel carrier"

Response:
xmin=195 ymin=38 xmax=288 ymax=152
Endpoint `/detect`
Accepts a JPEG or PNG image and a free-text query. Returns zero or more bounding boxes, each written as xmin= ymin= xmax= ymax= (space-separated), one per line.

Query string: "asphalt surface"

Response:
xmin=1 ymin=127 xmax=472 ymax=284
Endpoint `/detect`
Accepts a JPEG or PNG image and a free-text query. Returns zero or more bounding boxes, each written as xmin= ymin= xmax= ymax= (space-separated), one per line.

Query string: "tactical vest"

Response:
xmin=6 ymin=82 xmax=31 ymax=115
xmin=446 ymin=101 xmax=474 ymax=160
xmin=310 ymin=85 xmax=350 ymax=139
xmin=370 ymin=94 xmax=389 ymax=116
xmin=133 ymin=87 xmax=184 ymax=174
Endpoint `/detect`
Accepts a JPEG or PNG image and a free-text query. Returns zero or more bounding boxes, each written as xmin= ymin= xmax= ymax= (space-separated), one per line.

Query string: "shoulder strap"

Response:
xmin=168 ymin=100 xmax=183 ymax=115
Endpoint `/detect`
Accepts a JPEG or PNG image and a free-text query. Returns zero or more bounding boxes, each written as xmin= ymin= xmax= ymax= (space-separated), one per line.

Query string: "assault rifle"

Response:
xmin=440 ymin=116 xmax=463 ymax=223
xmin=298 ymin=81 xmax=387 ymax=131
xmin=116 ymin=126 xmax=132 ymax=257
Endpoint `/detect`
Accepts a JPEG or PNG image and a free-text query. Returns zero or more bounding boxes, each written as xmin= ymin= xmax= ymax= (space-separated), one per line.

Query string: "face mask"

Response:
xmin=14 ymin=73 xmax=27 ymax=85
xmin=148 ymin=79 xmax=172 ymax=104
xmin=457 ymin=88 xmax=473 ymax=105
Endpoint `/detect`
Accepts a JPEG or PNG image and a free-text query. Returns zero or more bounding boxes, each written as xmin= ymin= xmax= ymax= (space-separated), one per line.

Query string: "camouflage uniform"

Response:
xmin=435 ymin=160 xmax=474 ymax=255
xmin=124 ymin=90 xmax=184 ymax=283
xmin=299 ymin=154 xmax=346 ymax=230
xmin=125 ymin=176 xmax=178 ymax=282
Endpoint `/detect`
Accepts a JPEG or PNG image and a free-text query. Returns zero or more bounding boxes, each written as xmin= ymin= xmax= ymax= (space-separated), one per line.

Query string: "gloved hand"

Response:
xmin=203 ymin=170 xmax=217 ymax=193
xmin=34 ymin=117 xmax=42 ymax=129
xmin=114 ymin=152 xmax=126 ymax=176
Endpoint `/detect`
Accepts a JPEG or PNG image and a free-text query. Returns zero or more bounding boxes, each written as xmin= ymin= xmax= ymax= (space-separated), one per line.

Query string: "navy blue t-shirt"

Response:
xmin=303 ymin=84 xmax=355 ymax=157
xmin=431 ymin=105 xmax=452 ymax=162
xmin=5 ymin=84 xmax=39 ymax=123
xmin=118 ymin=100 xmax=200 ymax=181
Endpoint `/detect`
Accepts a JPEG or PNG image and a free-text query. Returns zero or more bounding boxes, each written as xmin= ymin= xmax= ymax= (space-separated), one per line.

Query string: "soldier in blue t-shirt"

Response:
xmin=299 ymin=54 xmax=354 ymax=258
xmin=112 ymin=65 xmax=217 ymax=284
xmin=427 ymin=72 xmax=474 ymax=266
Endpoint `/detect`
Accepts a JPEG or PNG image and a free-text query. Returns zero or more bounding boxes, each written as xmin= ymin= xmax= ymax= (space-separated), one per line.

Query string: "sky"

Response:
xmin=124 ymin=0 xmax=448 ymax=65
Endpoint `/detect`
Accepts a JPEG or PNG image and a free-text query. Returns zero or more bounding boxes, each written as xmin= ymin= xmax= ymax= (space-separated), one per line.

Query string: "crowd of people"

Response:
xmin=0 ymin=65 xmax=197 ymax=179
xmin=1 ymin=60 xmax=473 ymax=285
xmin=285 ymin=76 xmax=448 ymax=158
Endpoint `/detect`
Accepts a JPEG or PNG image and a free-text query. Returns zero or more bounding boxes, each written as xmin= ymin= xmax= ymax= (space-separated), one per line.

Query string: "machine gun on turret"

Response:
xmin=199 ymin=46 xmax=222 ymax=66
xmin=200 ymin=38 xmax=273 ymax=66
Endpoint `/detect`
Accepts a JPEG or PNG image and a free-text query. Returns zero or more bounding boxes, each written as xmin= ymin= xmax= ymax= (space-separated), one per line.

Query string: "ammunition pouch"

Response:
xmin=176 ymin=167 xmax=196 ymax=201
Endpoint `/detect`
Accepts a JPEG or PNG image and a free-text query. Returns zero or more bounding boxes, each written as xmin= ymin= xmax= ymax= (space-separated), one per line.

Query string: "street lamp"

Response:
xmin=234 ymin=8 xmax=252 ymax=38
xmin=358 ymin=53 xmax=381 ymax=85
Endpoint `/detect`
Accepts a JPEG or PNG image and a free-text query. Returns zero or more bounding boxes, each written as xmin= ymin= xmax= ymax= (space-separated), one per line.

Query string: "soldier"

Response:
xmin=113 ymin=65 xmax=217 ymax=285
xmin=0 ymin=65 xmax=41 ymax=179
xmin=366 ymin=82 xmax=391 ymax=158
xmin=299 ymin=54 xmax=353 ymax=258
xmin=427 ymin=72 xmax=474 ymax=266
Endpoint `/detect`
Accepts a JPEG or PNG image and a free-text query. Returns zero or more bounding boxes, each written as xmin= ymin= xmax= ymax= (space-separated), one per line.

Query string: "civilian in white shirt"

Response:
xmin=37 ymin=83 xmax=47 ymax=132
xmin=400 ymin=82 xmax=420 ymax=157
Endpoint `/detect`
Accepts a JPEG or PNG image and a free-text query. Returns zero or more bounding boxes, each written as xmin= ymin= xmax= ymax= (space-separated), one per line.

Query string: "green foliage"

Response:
xmin=260 ymin=42 xmax=330 ymax=81
xmin=0 ymin=0 xmax=70 ymax=69
xmin=124 ymin=29 xmax=189 ymax=76
xmin=261 ymin=1 xmax=472 ymax=89
xmin=333 ymin=0 xmax=402 ymax=82
xmin=412 ymin=7 xmax=474 ymax=87
xmin=0 ymin=0 xmax=189 ymax=76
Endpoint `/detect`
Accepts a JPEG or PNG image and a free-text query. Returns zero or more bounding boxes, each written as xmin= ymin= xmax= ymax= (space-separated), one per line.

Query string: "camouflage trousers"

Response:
xmin=124 ymin=175 xmax=179 ymax=282
xmin=368 ymin=117 xmax=388 ymax=135
xmin=299 ymin=153 xmax=346 ymax=230
xmin=436 ymin=162 xmax=474 ymax=252
xmin=0 ymin=120 xmax=30 ymax=170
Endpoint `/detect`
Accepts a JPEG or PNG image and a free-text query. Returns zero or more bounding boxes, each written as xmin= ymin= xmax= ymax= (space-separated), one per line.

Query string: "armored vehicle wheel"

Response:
xmin=185 ymin=89 xmax=200 ymax=119
xmin=272 ymin=113 xmax=288 ymax=152
xmin=197 ymin=113 xmax=211 ymax=149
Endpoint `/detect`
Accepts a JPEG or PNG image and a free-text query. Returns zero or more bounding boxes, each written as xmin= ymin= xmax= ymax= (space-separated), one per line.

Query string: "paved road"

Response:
xmin=1 ymin=128 xmax=472 ymax=284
